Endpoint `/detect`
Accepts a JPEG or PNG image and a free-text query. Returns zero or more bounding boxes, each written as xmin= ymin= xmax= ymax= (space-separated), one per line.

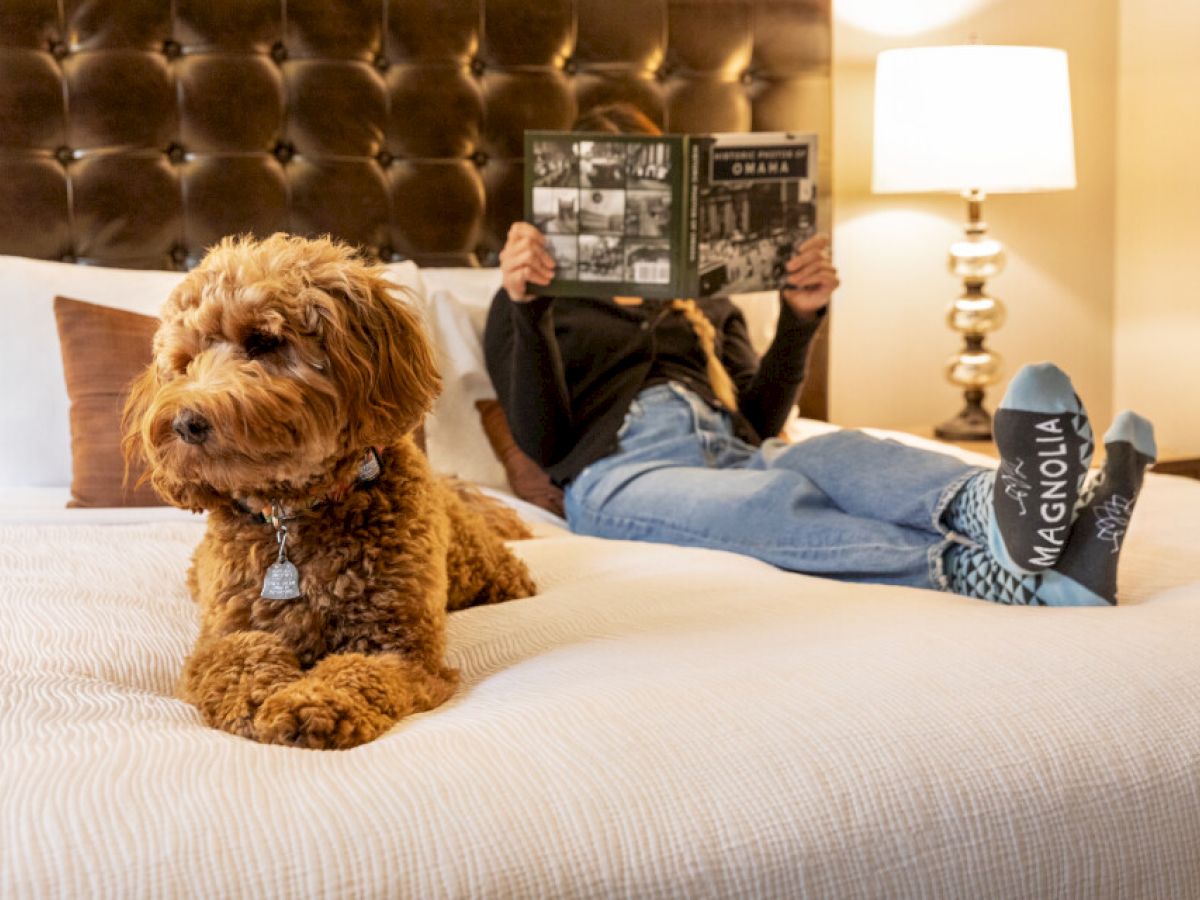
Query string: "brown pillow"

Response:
xmin=475 ymin=399 xmax=565 ymax=518
xmin=53 ymin=297 xmax=164 ymax=507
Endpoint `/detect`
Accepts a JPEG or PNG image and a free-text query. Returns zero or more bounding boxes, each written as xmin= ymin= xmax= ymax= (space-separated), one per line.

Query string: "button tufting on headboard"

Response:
xmin=0 ymin=0 xmax=831 ymax=414
xmin=0 ymin=0 xmax=830 ymax=270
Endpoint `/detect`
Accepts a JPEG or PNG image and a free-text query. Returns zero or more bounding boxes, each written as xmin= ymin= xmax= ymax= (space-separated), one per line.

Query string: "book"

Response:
xmin=524 ymin=130 xmax=819 ymax=299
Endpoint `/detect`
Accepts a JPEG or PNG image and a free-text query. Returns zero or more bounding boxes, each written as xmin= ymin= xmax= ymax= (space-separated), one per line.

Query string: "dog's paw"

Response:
xmin=253 ymin=679 xmax=392 ymax=750
xmin=514 ymin=569 xmax=538 ymax=600
xmin=181 ymin=631 xmax=302 ymax=738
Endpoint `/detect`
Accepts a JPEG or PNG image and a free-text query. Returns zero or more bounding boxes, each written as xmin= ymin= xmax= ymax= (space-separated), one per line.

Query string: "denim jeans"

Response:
xmin=564 ymin=383 xmax=980 ymax=590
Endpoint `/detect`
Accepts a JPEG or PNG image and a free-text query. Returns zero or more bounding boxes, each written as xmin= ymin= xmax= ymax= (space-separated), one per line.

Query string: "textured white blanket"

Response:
xmin=2 ymin=474 xmax=1199 ymax=898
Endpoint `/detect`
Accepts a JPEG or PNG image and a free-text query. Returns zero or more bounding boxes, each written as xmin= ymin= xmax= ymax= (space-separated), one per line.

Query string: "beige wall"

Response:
xmin=829 ymin=0 xmax=1118 ymax=434
xmin=1113 ymin=0 xmax=1200 ymax=455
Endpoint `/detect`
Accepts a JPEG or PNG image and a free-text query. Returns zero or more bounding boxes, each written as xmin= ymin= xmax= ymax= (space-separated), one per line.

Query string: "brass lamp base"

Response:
xmin=935 ymin=389 xmax=992 ymax=441
xmin=939 ymin=189 xmax=1006 ymax=442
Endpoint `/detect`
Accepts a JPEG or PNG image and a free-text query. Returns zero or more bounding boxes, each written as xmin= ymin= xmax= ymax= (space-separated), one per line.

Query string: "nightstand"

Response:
xmin=1152 ymin=457 xmax=1200 ymax=480
xmin=899 ymin=426 xmax=1200 ymax=480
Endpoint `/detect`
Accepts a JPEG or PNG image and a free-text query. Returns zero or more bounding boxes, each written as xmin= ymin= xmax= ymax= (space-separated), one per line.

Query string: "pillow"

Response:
xmin=405 ymin=266 xmax=509 ymax=491
xmin=53 ymin=298 xmax=164 ymax=507
xmin=475 ymin=399 xmax=565 ymax=517
xmin=729 ymin=290 xmax=783 ymax=356
xmin=0 ymin=255 xmax=184 ymax=488
xmin=419 ymin=268 xmax=503 ymax=319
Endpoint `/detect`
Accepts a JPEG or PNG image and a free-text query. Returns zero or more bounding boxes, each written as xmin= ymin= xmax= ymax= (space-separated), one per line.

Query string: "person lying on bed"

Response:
xmin=484 ymin=103 xmax=1157 ymax=606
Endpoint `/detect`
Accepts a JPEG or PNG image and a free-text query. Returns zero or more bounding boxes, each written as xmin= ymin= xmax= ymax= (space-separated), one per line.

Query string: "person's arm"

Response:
xmin=723 ymin=302 xmax=825 ymax=439
xmin=482 ymin=223 xmax=577 ymax=466
xmin=483 ymin=289 xmax=577 ymax=465
xmin=724 ymin=234 xmax=838 ymax=438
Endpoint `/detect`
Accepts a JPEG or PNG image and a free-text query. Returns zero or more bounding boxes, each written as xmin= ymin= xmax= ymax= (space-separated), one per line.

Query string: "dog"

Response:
xmin=123 ymin=233 xmax=536 ymax=750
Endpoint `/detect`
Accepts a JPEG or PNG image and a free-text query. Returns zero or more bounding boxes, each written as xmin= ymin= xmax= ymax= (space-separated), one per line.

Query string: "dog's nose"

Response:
xmin=172 ymin=409 xmax=212 ymax=445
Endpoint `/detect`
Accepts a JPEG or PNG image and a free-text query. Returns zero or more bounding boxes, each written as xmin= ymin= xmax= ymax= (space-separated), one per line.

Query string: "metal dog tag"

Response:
xmin=261 ymin=524 xmax=302 ymax=600
xmin=261 ymin=560 xmax=301 ymax=600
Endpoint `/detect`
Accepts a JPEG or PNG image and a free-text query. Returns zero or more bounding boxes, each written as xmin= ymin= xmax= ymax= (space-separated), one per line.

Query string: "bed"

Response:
xmin=3 ymin=2 xmax=1200 ymax=897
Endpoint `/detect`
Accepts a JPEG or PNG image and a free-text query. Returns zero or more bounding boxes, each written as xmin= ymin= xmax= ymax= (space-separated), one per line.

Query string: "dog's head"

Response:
xmin=123 ymin=233 xmax=440 ymax=511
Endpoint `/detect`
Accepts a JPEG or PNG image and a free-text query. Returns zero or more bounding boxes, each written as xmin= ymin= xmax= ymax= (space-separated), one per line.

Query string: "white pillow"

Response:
xmin=419 ymin=268 xmax=503 ymax=334
xmin=375 ymin=259 xmax=426 ymax=312
xmin=729 ymin=290 xmax=782 ymax=357
xmin=0 ymin=256 xmax=186 ymax=489
xmin=407 ymin=267 xmax=507 ymax=491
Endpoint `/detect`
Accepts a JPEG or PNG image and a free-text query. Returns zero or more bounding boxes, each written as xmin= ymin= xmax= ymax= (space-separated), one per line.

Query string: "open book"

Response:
xmin=524 ymin=130 xmax=818 ymax=299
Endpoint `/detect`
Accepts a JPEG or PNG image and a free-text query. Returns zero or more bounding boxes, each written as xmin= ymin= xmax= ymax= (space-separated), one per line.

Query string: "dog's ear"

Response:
xmin=121 ymin=363 xmax=160 ymax=483
xmin=315 ymin=266 xmax=441 ymax=448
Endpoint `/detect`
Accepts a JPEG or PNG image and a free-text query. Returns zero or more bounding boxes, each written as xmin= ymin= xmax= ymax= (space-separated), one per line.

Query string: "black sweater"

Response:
xmin=483 ymin=289 xmax=824 ymax=485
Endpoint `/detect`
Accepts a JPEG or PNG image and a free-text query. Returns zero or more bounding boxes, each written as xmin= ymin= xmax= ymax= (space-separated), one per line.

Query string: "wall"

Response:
xmin=829 ymin=0 xmax=1118 ymax=434
xmin=1113 ymin=0 xmax=1200 ymax=455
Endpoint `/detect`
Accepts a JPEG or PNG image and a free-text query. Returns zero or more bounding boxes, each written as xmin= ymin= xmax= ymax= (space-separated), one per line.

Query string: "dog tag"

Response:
xmin=358 ymin=449 xmax=381 ymax=483
xmin=261 ymin=521 xmax=301 ymax=600
xmin=261 ymin=560 xmax=301 ymax=600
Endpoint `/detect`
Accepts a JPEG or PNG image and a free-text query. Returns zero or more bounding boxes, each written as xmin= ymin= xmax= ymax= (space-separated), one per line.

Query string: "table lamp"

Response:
xmin=872 ymin=45 xmax=1077 ymax=440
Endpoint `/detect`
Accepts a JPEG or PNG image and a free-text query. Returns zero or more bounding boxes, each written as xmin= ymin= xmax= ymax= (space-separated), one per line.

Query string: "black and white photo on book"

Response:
xmin=524 ymin=130 xmax=818 ymax=299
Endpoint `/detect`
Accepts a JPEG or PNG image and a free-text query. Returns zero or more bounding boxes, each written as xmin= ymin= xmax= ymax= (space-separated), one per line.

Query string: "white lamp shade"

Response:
xmin=872 ymin=45 xmax=1077 ymax=194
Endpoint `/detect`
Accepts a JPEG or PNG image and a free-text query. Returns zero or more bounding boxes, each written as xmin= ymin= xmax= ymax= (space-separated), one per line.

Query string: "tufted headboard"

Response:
xmin=0 ymin=0 xmax=831 ymax=416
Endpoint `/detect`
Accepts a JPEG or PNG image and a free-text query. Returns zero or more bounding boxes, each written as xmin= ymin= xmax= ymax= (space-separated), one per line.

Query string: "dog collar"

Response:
xmin=234 ymin=447 xmax=383 ymax=524
xmin=251 ymin=447 xmax=382 ymax=601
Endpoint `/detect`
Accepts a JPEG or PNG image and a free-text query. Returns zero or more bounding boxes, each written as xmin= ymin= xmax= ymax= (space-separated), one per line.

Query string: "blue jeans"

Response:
xmin=564 ymin=383 xmax=980 ymax=590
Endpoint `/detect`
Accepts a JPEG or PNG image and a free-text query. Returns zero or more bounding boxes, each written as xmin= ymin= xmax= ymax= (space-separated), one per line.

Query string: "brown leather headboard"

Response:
xmin=0 ymin=0 xmax=831 ymax=416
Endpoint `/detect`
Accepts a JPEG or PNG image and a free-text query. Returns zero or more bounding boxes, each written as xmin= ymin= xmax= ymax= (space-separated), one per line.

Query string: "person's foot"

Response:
xmin=990 ymin=363 xmax=1094 ymax=573
xmin=944 ymin=410 xmax=1156 ymax=606
xmin=1036 ymin=410 xmax=1156 ymax=605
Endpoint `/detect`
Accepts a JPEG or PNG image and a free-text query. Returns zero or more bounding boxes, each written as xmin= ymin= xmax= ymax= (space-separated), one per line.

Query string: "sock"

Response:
xmin=943 ymin=411 xmax=1155 ymax=607
xmin=990 ymin=363 xmax=1094 ymax=574
xmin=943 ymin=469 xmax=992 ymax=545
xmin=1037 ymin=411 xmax=1156 ymax=606
xmin=943 ymin=542 xmax=1043 ymax=605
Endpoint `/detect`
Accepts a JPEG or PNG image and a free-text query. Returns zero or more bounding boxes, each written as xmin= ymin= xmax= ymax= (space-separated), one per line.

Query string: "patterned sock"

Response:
xmin=943 ymin=542 xmax=1043 ymax=605
xmin=1037 ymin=411 xmax=1157 ymax=606
xmin=990 ymin=363 xmax=1094 ymax=574
xmin=943 ymin=469 xmax=993 ymax=545
xmin=943 ymin=411 xmax=1155 ymax=607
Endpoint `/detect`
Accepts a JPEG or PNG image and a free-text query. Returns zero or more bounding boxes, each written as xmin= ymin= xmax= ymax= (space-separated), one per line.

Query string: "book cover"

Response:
xmin=524 ymin=130 xmax=818 ymax=299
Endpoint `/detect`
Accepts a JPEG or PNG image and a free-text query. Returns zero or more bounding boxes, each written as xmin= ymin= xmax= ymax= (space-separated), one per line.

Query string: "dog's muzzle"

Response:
xmin=173 ymin=409 xmax=212 ymax=445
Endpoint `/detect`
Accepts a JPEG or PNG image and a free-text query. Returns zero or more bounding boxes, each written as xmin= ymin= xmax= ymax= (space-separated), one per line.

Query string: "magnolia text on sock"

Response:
xmin=997 ymin=417 xmax=1073 ymax=567
xmin=1030 ymin=418 xmax=1071 ymax=564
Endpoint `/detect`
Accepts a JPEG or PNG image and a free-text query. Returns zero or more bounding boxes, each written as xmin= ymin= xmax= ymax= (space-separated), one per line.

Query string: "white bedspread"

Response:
xmin=2 ymin=473 xmax=1199 ymax=898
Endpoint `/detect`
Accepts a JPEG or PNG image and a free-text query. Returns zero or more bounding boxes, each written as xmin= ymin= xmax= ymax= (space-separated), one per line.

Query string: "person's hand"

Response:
xmin=781 ymin=234 xmax=838 ymax=319
xmin=499 ymin=222 xmax=555 ymax=302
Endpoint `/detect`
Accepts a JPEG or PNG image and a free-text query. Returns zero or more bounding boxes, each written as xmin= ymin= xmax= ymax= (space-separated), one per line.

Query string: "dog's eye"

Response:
xmin=243 ymin=331 xmax=286 ymax=359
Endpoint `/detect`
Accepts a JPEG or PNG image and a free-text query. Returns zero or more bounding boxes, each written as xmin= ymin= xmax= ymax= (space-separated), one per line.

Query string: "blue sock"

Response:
xmin=944 ymin=411 xmax=1155 ymax=607
xmin=1037 ymin=411 xmax=1156 ymax=605
xmin=942 ymin=542 xmax=1039 ymax=604
xmin=943 ymin=468 xmax=992 ymax=545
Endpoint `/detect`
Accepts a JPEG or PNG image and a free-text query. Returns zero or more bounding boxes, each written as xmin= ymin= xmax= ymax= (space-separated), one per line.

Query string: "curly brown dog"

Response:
xmin=123 ymin=233 xmax=536 ymax=750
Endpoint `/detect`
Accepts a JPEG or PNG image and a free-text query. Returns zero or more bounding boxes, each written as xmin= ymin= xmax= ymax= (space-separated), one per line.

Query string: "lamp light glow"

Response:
xmin=872 ymin=46 xmax=1076 ymax=194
